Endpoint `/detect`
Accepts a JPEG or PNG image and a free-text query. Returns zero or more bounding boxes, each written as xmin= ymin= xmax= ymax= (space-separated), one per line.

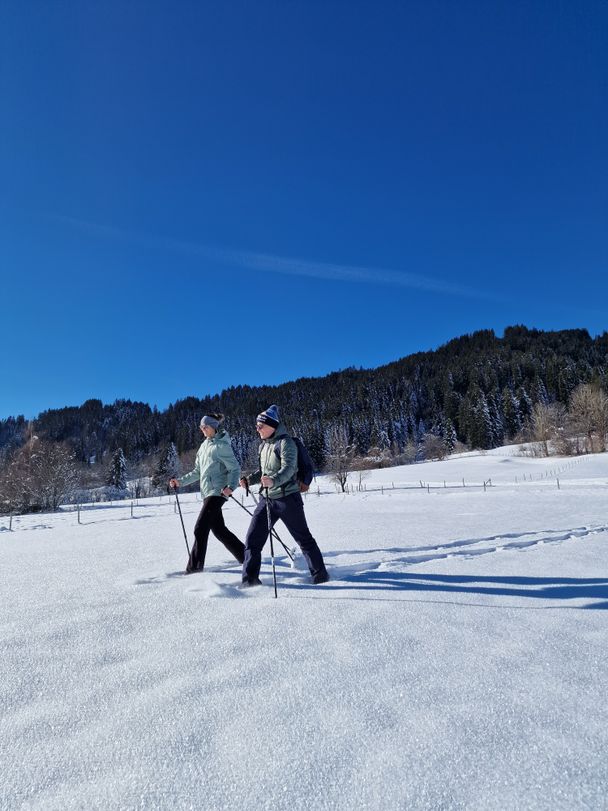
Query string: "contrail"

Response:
xmin=218 ymin=249 xmax=496 ymax=300
xmin=53 ymin=214 xmax=499 ymax=301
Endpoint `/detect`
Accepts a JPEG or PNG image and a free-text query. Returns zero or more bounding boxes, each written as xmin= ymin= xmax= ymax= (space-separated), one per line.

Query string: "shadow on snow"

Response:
xmin=298 ymin=569 xmax=608 ymax=609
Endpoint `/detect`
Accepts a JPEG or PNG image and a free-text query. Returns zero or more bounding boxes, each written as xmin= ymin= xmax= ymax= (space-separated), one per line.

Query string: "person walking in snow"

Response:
xmin=169 ymin=413 xmax=245 ymax=574
xmin=239 ymin=404 xmax=329 ymax=588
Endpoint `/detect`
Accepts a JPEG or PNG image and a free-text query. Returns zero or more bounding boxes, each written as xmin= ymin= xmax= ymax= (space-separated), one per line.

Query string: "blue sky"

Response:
xmin=1 ymin=0 xmax=607 ymax=420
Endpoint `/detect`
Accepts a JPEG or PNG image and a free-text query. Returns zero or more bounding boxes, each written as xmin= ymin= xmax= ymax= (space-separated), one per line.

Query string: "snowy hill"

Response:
xmin=2 ymin=448 xmax=607 ymax=810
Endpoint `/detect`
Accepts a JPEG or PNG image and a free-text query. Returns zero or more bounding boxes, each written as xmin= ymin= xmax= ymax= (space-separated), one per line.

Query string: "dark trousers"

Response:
xmin=242 ymin=492 xmax=327 ymax=582
xmin=188 ymin=496 xmax=245 ymax=572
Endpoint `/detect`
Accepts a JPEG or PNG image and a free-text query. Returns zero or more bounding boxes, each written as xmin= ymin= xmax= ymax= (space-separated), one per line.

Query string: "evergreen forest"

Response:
xmin=2 ymin=326 xmax=607 ymax=483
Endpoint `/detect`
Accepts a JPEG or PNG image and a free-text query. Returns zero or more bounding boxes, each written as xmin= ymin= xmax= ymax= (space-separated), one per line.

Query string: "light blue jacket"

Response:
xmin=178 ymin=429 xmax=240 ymax=498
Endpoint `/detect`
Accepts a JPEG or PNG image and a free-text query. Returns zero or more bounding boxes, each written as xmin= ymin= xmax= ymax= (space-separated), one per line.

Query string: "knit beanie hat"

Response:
xmin=200 ymin=413 xmax=224 ymax=430
xmin=256 ymin=404 xmax=280 ymax=429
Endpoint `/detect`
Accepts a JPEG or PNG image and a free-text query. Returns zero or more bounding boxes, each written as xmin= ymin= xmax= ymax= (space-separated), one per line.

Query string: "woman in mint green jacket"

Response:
xmin=169 ymin=413 xmax=245 ymax=574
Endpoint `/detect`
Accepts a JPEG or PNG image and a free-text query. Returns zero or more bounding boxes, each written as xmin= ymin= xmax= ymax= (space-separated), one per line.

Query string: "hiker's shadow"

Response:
xmin=317 ymin=570 xmax=608 ymax=609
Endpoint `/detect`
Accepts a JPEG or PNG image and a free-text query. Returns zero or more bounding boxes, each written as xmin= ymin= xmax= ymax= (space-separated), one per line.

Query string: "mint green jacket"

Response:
xmin=178 ymin=429 xmax=240 ymax=498
xmin=249 ymin=423 xmax=300 ymax=499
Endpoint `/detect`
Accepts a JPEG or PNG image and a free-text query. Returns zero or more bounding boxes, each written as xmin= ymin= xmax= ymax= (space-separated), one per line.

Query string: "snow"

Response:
xmin=2 ymin=447 xmax=607 ymax=810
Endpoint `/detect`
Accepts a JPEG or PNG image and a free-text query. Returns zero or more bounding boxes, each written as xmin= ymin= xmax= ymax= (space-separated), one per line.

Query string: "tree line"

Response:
xmin=2 ymin=325 xmax=608 ymax=511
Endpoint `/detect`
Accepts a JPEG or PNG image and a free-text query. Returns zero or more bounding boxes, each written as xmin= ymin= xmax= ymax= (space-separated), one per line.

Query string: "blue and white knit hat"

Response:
xmin=256 ymin=404 xmax=280 ymax=429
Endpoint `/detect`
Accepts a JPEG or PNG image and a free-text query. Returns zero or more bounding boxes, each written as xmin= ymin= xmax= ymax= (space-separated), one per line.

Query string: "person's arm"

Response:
xmin=170 ymin=452 xmax=200 ymax=488
xmin=218 ymin=441 xmax=240 ymax=494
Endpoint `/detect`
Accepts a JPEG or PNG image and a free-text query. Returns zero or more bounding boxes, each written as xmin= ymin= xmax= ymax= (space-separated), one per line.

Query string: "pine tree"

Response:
xmin=517 ymin=386 xmax=533 ymax=423
xmin=163 ymin=442 xmax=180 ymax=479
xmin=502 ymin=387 xmax=522 ymax=440
xmin=107 ymin=448 xmax=127 ymax=491
xmin=153 ymin=442 xmax=181 ymax=490
xmin=487 ymin=389 xmax=504 ymax=446
xmin=467 ymin=386 xmax=494 ymax=449
xmin=532 ymin=377 xmax=549 ymax=406
xmin=439 ymin=415 xmax=457 ymax=453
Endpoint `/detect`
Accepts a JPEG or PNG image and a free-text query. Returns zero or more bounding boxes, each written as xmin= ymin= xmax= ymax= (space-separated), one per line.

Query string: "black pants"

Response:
xmin=187 ymin=496 xmax=245 ymax=572
xmin=242 ymin=492 xmax=327 ymax=582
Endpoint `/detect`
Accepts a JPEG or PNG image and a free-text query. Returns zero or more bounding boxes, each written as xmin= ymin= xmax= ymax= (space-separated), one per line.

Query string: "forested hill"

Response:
xmin=2 ymin=325 xmax=607 ymax=468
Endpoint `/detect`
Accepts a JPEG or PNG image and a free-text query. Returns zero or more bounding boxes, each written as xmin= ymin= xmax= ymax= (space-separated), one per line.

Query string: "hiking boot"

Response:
xmin=239 ymin=578 xmax=263 ymax=589
xmin=185 ymin=559 xmax=204 ymax=574
xmin=312 ymin=571 xmax=330 ymax=585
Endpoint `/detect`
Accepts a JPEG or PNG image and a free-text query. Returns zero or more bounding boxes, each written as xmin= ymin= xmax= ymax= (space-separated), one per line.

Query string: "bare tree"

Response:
xmin=324 ymin=424 xmax=356 ymax=493
xmin=0 ymin=434 xmax=40 ymax=513
xmin=0 ymin=438 xmax=81 ymax=513
xmin=33 ymin=441 xmax=82 ymax=510
xmin=395 ymin=440 xmax=419 ymax=465
xmin=356 ymin=468 xmax=371 ymax=491
xmin=530 ymin=402 xmax=565 ymax=457
xmin=569 ymin=384 xmax=608 ymax=453
xmin=422 ymin=433 xmax=448 ymax=461
xmin=596 ymin=391 xmax=608 ymax=452
xmin=0 ymin=457 xmax=16 ymax=514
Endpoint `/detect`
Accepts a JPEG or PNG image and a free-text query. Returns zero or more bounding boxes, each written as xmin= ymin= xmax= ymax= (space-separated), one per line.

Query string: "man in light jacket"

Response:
xmin=239 ymin=405 xmax=329 ymax=588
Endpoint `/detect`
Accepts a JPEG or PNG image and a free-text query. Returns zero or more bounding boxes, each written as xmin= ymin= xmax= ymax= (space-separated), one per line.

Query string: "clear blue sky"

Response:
xmin=1 ymin=1 xmax=607 ymax=420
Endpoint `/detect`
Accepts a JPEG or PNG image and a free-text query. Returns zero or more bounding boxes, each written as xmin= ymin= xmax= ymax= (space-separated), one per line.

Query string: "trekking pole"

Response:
xmin=250 ymin=489 xmax=298 ymax=564
xmin=229 ymin=495 xmax=295 ymax=563
xmin=171 ymin=484 xmax=191 ymax=557
xmin=265 ymin=487 xmax=278 ymax=598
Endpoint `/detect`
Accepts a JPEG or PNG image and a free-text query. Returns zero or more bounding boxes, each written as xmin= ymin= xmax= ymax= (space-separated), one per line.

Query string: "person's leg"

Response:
xmin=188 ymin=498 xmax=214 ymax=572
xmin=207 ymin=496 xmax=245 ymax=563
xmin=276 ymin=493 xmax=328 ymax=582
xmin=242 ymin=497 xmax=278 ymax=583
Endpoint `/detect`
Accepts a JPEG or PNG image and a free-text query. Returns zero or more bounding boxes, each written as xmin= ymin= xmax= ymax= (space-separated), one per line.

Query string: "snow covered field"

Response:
xmin=2 ymin=447 xmax=607 ymax=810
